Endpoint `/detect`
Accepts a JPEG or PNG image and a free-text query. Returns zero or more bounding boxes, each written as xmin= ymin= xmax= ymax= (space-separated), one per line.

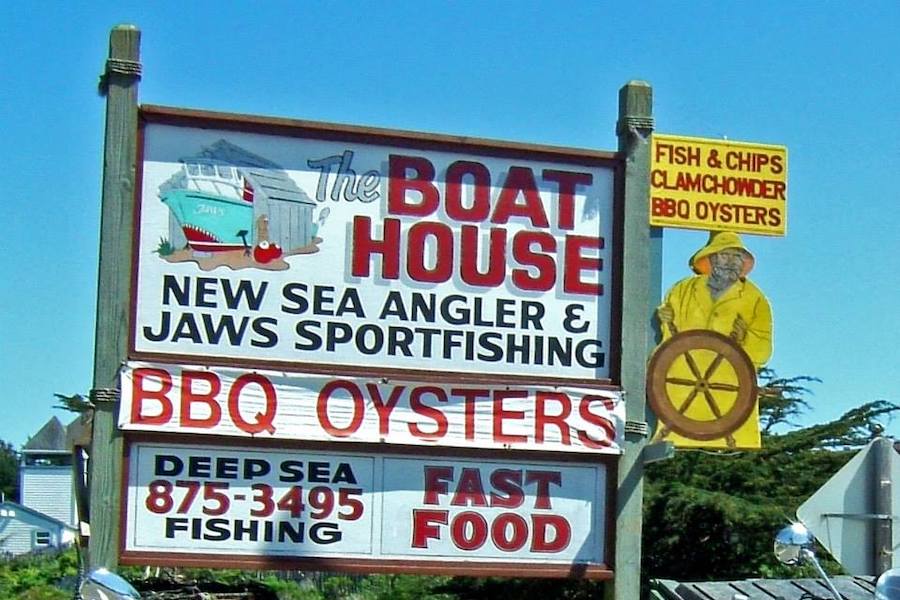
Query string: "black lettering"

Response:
xmin=279 ymin=460 xmax=305 ymax=483
xmin=196 ymin=277 xmax=217 ymax=308
xmin=281 ymin=283 xmax=309 ymax=315
xmin=310 ymin=522 xmax=342 ymax=544
xmin=155 ymin=455 xmax=183 ymax=477
xmin=332 ymin=463 xmax=357 ymax=485
xmin=202 ymin=314 xmax=249 ymax=345
xmin=251 ymin=317 xmax=279 ymax=348
xmin=222 ymin=279 xmax=267 ymax=310
xmin=143 ymin=312 xmax=171 ymax=342
xmin=162 ymin=275 xmax=190 ymax=306
xmin=204 ymin=518 xmax=231 ymax=541
xmin=171 ymin=313 xmax=202 ymax=343
xmin=294 ymin=321 xmax=322 ymax=350
xmin=188 ymin=456 xmax=211 ymax=478
xmin=379 ymin=291 xmax=408 ymax=320
xmin=308 ymin=462 xmax=331 ymax=483
xmin=243 ymin=459 xmax=270 ymax=480
xmin=336 ymin=288 xmax=365 ymax=317
xmin=164 ymin=517 xmax=189 ymax=538
xmin=216 ymin=458 xmax=238 ymax=479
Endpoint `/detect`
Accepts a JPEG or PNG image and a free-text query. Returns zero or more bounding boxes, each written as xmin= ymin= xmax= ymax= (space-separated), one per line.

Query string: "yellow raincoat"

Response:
xmin=660 ymin=275 xmax=773 ymax=369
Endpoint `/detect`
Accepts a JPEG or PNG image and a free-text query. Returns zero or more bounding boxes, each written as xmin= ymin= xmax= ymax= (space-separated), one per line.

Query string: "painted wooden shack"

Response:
xmin=158 ymin=139 xmax=318 ymax=254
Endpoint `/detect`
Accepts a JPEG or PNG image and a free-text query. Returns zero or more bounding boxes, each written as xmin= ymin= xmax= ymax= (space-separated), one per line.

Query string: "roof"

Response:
xmin=0 ymin=501 xmax=74 ymax=531
xmin=22 ymin=415 xmax=91 ymax=453
xmin=177 ymin=139 xmax=316 ymax=206
xmin=22 ymin=417 xmax=67 ymax=452
xmin=652 ymin=576 xmax=876 ymax=600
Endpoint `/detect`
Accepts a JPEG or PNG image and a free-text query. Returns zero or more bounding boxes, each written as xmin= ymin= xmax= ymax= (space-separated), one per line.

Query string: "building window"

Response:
xmin=24 ymin=454 xmax=72 ymax=466
xmin=34 ymin=531 xmax=52 ymax=547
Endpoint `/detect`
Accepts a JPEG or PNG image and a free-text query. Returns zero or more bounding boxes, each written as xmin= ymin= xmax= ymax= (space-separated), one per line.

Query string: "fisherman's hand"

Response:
xmin=658 ymin=303 xmax=675 ymax=324
xmin=731 ymin=315 xmax=748 ymax=344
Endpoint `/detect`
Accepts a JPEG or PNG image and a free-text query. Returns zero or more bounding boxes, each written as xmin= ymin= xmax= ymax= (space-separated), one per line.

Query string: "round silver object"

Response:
xmin=80 ymin=568 xmax=141 ymax=600
xmin=877 ymin=568 xmax=900 ymax=600
xmin=774 ymin=523 xmax=814 ymax=566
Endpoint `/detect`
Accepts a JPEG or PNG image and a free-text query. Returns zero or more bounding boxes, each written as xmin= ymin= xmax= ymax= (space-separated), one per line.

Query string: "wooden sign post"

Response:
xmin=90 ymin=24 xmax=141 ymax=569
xmin=610 ymin=81 xmax=661 ymax=600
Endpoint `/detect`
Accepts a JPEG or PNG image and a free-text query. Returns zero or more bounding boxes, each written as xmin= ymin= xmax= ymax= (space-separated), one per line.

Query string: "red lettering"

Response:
xmin=459 ymin=226 xmax=506 ymax=287
xmin=406 ymin=222 xmax=453 ymax=283
xmin=492 ymin=390 xmax=528 ymax=444
xmin=317 ymin=380 xmax=365 ymax=437
xmin=228 ymin=374 xmax=277 ymax=435
xmin=452 ymin=388 xmax=489 ymax=441
xmin=492 ymin=167 xmax=548 ymax=227
xmin=489 ymin=469 xmax=524 ymax=509
xmin=525 ymin=470 xmax=561 ymax=510
xmin=410 ymin=507 xmax=572 ymax=553
xmin=423 ymin=466 xmax=454 ymax=505
xmin=491 ymin=512 xmax=529 ymax=551
xmin=542 ymin=169 xmax=592 ymax=230
xmin=511 ymin=231 xmax=556 ymax=291
xmin=769 ymin=207 xmax=782 ymax=227
xmin=534 ymin=392 xmax=572 ymax=445
xmin=451 ymin=511 xmax=488 ymax=551
xmin=351 ymin=216 xmax=400 ymax=279
xmin=451 ymin=468 xmax=488 ymax=507
xmin=531 ymin=514 xmax=572 ymax=552
xmin=577 ymin=395 xmax=617 ymax=449
xmin=408 ymin=387 xmax=449 ymax=440
xmin=411 ymin=509 xmax=448 ymax=548
xmin=366 ymin=383 xmax=404 ymax=436
xmin=179 ymin=370 xmax=221 ymax=429
xmin=563 ymin=235 xmax=603 ymax=295
xmin=445 ymin=161 xmax=491 ymax=221
xmin=388 ymin=154 xmax=439 ymax=216
xmin=131 ymin=368 xmax=173 ymax=425
xmin=770 ymin=154 xmax=784 ymax=175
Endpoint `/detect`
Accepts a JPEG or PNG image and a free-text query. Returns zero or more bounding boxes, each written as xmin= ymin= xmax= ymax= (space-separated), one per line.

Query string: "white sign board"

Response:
xmin=797 ymin=439 xmax=900 ymax=575
xmin=133 ymin=119 xmax=616 ymax=380
xmin=119 ymin=362 xmax=625 ymax=455
xmin=122 ymin=441 xmax=610 ymax=572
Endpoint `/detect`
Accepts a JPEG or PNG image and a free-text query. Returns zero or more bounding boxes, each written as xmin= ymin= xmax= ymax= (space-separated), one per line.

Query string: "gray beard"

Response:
xmin=707 ymin=273 xmax=738 ymax=298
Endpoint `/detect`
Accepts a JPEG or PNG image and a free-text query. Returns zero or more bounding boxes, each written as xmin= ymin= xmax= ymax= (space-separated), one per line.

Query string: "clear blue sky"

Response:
xmin=2 ymin=1 xmax=897 ymax=448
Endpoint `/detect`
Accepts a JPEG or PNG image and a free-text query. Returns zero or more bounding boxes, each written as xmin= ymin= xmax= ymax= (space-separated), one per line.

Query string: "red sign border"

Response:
xmin=118 ymin=432 xmax=617 ymax=579
xmin=129 ymin=105 xmax=626 ymax=388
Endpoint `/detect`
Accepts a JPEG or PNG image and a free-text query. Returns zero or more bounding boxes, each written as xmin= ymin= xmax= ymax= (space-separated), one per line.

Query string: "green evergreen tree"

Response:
xmin=0 ymin=439 xmax=18 ymax=502
xmin=642 ymin=369 xmax=898 ymax=582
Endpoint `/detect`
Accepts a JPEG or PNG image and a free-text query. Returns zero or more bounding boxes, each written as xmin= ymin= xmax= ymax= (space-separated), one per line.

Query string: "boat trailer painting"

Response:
xmin=156 ymin=139 xmax=323 ymax=271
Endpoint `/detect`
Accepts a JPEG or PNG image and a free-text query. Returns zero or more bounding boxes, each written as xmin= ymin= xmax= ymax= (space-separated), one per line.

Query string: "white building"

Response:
xmin=19 ymin=417 xmax=79 ymax=527
xmin=0 ymin=501 xmax=75 ymax=557
xmin=0 ymin=416 xmax=87 ymax=556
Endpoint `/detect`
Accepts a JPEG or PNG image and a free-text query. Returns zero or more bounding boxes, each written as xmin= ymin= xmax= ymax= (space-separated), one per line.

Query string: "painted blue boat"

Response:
xmin=160 ymin=160 xmax=255 ymax=252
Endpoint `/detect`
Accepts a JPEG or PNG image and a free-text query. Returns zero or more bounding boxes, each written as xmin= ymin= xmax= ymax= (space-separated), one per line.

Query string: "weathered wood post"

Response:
xmin=609 ymin=81 xmax=660 ymax=600
xmin=89 ymin=24 xmax=141 ymax=569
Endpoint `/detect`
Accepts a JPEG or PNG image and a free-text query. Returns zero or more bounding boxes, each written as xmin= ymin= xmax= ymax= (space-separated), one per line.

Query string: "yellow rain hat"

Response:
xmin=690 ymin=231 xmax=755 ymax=276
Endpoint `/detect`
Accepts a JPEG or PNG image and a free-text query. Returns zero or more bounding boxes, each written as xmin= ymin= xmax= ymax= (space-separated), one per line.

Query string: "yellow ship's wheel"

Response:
xmin=647 ymin=330 xmax=758 ymax=447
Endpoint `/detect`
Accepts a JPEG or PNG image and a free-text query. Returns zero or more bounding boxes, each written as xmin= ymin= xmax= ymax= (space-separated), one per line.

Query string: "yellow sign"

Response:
xmin=650 ymin=134 xmax=787 ymax=236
